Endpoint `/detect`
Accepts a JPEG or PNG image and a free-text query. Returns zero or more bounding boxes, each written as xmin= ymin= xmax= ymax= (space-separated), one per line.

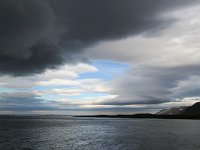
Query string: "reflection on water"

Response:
xmin=0 ymin=117 xmax=200 ymax=150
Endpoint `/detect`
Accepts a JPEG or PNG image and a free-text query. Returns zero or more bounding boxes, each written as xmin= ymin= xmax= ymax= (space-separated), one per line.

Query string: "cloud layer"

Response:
xmin=85 ymin=4 xmax=200 ymax=108
xmin=0 ymin=0 xmax=198 ymax=75
xmin=1 ymin=1 xmax=200 ymax=114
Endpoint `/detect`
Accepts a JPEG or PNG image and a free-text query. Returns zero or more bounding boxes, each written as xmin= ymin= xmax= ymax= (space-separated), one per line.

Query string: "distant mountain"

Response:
xmin=156 ymin=106 xmax=188 ymax=115
xmin=156 ymin=102 xmax=200 ymax=116
xmin=76 ymin=102 xmax=200 ymax=119
xmin=181 ymin=102 xmax=200 ymax=115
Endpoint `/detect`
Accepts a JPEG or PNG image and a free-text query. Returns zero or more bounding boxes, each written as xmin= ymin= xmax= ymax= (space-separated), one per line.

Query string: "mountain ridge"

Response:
xmin=76 ymin=102 xmax=200 ymax=119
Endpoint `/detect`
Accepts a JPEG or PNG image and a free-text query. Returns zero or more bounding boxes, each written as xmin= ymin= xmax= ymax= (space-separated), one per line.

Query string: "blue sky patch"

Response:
xmin=79 ymin=60 xmax=129 ymax=80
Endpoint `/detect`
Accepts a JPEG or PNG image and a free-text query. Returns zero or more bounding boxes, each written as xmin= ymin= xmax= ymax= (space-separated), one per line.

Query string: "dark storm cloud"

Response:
xmin=0 ymin=0 xmax=199 ymax=75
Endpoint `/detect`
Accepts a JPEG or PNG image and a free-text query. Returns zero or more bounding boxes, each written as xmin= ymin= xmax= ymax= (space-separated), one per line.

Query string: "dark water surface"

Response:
xmin=0 ymin=116 xmax=200 ymax=150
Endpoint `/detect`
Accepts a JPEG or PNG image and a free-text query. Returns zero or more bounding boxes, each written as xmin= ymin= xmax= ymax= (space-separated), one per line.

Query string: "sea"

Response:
xmin=0 ymin=116 xmax=200 ymax=150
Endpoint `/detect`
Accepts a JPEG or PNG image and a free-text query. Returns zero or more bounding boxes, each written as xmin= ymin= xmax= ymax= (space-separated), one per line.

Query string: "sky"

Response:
xmin=1 ymin=0 xmax=200 ymax=115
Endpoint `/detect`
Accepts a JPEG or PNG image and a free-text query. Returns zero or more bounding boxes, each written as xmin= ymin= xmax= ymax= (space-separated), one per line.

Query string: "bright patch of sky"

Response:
xmin=0 ymin=61 xmax=128 ymax=111
xmin=36 ymin=60 xmax=129 ymax=103
xmin=66 ymin=92 xmax=109 ymax=100
xmin=79 ymin=60 xmax=129 ymax=80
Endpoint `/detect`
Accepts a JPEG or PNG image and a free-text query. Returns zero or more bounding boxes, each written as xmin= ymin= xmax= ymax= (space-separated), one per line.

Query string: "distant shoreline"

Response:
xmin=75 ymin=114 xmax=200 ymax=120
xmin=1 ymin=114 xmax=200 ymax=120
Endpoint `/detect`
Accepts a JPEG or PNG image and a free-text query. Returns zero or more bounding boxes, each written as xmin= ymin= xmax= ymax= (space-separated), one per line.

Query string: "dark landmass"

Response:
xmin=75 ymin=114 xmax=200 ymax=119
xmin=182 ymin=102 xmax=200 ymax=115
xmin=76 ymin=102 xmax=200 ymax=119
xmin=156 ymin=106 xmax=187 ymax=115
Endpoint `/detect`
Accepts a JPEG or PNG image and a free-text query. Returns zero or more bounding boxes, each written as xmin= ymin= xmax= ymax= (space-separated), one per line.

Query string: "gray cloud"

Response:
xmin=106 ymin=65 xmax=200 ymax=106
xmin=96 ymin=97 xmax=171 ymax=106
xmin=0 ymin=91 xmax=159 ymax=114
xmin=0 ymin=0 xmax=199 ymax=75
xmin=0 ymin=91 xmax=59 ymax=112
xmin=83 ymin=3 xmax=200 ymax=108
